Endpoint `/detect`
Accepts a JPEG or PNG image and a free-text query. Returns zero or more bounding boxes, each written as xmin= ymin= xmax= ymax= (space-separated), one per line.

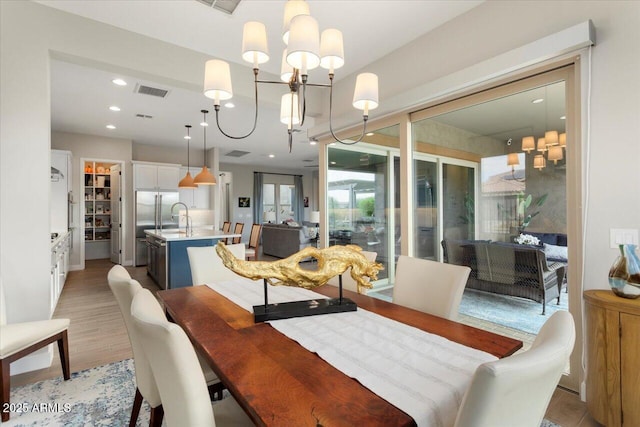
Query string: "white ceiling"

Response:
xmin=40 ymin=0 xmax=484 ymax=170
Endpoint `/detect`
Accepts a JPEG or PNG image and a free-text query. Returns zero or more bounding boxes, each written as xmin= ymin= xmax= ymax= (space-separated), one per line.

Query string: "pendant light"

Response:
xmin=178 ymin=125 xmax=197 ymax=188
xmin=194 ymin=109 xmax=216 ymax=186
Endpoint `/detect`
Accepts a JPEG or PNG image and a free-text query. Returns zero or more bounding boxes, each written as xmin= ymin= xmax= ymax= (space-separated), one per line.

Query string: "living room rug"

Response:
xmin=458 ymin=288 xmax=569 ymax=335
xmin=6 ymin=359 xmax=562 ymax=427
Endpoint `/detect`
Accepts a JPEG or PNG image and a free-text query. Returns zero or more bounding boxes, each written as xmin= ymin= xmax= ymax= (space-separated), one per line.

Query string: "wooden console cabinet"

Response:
xmin=584 ymin=290 xmax=640 ymax=427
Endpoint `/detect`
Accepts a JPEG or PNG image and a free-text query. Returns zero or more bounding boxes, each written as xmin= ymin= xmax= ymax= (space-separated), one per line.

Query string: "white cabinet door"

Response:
xmin=194 ymin=179 xmax=210 ymax=209
xmin=135 ymin=164 xmax=179 ymax=191
xmin=157 ymin=166 xmax=179 ymax=191
xmin=178 ymin=167 xmax=210 ymax=209
xmin=134 ymin=164 xmax=159 ymax=190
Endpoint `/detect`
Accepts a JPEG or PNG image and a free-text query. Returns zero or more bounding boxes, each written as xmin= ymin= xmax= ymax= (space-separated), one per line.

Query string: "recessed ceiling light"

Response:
xmin=106 ymin=124 xmax=116 ymax=130
xmin=109 ymin=106 xmax=121 ymax=112
xmin=268 ymin=154 xmax=275 ymax=158
xmin=560 ymin=115 xmax=566 ymax=120
xmin=184 ymin=135 xmax=191 ymax=140
xmin=330 ymin=161 xmax=336 ymax=165
xmin=329 ymin=142 xmax=336 ymax=146
xmin=309 ymin=140 xmax=317 ymax=145
xmin=112 ymin=78 xmax=127 ymax=86
xmin=366 ymin=132 xmax=374 ymax=136
xmin=200 ymin=121 xmax=208 ymax=127
xmin=532 ymin=98 xmax=544 ymax=104
xmin=224 ymin=102 xmax=235 ymax=108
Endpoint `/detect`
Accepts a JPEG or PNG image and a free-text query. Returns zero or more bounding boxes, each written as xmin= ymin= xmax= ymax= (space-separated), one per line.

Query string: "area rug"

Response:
xmin=5 ymin=359 xmax=150 ymax=427
xmin=6 ymin=359 xmax=562 ymax=427
xmin=458 ymin=288 xmax=569 ymax=335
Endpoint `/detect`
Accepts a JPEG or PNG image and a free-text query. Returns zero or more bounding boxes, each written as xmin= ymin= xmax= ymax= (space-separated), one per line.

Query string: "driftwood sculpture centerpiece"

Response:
xmin=216 ymin=242 xmax=383 ymax=322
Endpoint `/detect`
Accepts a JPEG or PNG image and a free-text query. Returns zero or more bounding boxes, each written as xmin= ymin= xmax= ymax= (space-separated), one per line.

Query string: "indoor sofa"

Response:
xmin=442 ymin=239 xmax=566 ymax=314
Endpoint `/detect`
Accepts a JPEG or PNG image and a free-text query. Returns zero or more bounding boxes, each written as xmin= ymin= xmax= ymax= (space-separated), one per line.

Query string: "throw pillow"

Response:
xmin=543 ymin=243 xmax=568 ymax=262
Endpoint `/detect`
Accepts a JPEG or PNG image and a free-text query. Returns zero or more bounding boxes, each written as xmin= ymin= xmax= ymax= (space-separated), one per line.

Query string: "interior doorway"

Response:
xmin=81 ymin=158 xmax=124 ymax=266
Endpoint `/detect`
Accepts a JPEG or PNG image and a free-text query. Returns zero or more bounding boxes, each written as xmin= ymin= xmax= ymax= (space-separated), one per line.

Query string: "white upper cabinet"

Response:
xmin=133 ymin=162 xmax=180 ymax=191
xmin=178 ymin=167 xmax=211 ymax=209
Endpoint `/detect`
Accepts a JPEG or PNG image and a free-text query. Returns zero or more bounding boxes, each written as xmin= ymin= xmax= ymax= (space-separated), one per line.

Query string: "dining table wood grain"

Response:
xmin=158 ymin=284 xmax=522 ymax=427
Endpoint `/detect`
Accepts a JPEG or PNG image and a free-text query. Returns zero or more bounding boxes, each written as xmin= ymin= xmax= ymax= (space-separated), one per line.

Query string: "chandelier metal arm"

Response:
xmin=213 ymin=69 xmax=260 ymax=140
xmin=327 ymin=74 xmax=368 ymax=145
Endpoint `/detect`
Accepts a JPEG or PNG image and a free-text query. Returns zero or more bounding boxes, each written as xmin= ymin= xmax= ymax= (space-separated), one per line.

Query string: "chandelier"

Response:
xmin=202 ymin=0 xmax=379 ymax=152
xmin=521 ymin=131 xmax=566 ymax=170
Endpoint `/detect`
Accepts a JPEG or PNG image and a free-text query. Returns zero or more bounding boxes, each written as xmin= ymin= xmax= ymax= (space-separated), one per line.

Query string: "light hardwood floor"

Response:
xmin=11 ymin=258 xmax=600 ymax=426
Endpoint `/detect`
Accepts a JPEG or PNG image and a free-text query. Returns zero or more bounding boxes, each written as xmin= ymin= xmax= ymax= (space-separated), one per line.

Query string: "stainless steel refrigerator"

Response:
xmin=134 ymin=191 xmax=179 ymax=266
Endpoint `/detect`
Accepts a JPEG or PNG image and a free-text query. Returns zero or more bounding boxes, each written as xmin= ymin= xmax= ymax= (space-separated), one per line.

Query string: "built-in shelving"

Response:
xmin=84 ymin=161 xmax=114 ymax=242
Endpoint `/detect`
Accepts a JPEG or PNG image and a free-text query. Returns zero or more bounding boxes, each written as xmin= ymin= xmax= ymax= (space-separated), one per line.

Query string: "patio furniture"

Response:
xmin=442 ymin=239 xmax=565 ymax=314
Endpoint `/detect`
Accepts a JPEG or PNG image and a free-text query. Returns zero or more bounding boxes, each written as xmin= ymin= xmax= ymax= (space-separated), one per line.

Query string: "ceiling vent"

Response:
xmin=134 ymin=84 xmax=170 ymax=98
xmin=195 ymin=0 xmax=241 ymax=14
xmin=225 ymin=150 xmax=251 ymax=158
xmin=135 ymin=114 xmax=153 ymax=119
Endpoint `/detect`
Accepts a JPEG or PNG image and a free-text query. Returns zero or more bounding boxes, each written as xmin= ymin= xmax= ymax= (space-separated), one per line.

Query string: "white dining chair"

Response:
xmin=107 ymin=266 xmax=222 ymax=427
xmin=327 ymin=250 xmax=378 ymax=294
xmin=187 ymin=243 xmax=246 ymax=285
xmin=0 ymin=281 xmax=71 ymax=422
xmin=454 ymin=310 xmax=575 ymax=427
xmin=131 ymin=288 xmax=253 ymax=427
xmin=392 ymin=255 xmax=471 ymax=320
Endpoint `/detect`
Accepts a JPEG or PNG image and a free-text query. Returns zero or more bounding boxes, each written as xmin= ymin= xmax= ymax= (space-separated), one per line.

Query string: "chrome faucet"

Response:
xmin=170 ymin=202 xmax=192 ymax=236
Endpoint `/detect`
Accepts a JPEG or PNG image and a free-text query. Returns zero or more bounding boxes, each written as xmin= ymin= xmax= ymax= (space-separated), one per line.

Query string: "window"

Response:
xmin=263 ymin=183 xmax=295 ymax=223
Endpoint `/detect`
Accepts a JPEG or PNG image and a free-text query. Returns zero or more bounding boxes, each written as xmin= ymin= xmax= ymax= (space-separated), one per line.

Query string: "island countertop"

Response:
xmin=144 ymin=228 xmax=241 ymax=242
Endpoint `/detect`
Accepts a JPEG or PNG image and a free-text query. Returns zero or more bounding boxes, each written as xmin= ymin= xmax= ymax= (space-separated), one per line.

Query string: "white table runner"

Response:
xmin=206 ymin=279 xmax=497 ymax=427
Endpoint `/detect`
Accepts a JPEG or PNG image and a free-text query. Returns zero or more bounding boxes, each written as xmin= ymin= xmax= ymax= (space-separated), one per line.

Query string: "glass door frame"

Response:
xmin=413 ymin=152 xmax=479 ymax=261
xmin=326 ymin=141 xmax=400 ymax=288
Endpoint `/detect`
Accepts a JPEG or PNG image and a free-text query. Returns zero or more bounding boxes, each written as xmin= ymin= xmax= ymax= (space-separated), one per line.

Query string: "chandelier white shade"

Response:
xmin=353 ymin=73 xmax=379 ymax=113
xmin=521 ymin=136 xmax=535 ymax=153
xmin=242 ymin=22 xmax=269 ymax=66
xmin=507 ymin=153 xmax=520 ymax=166
xmin=286 ymin=14 xmax=321 ymax=72
xmin=537 ymin=137 xmax=547 ymax=152
xmin=280 ymin=93 xmax=300 ymax=127
xmin=547 ymin=145 xmax=564 ymax=164
xmin=280 ymin=49 xmax=294 ymax=82
xmin=545 ymin=130 xmax=559 ymax=147
xmin=559 ymin=132 xmax=567 ymax=147
xmin=320 ymin=29 xmax=344 ymax=72
xmin=204 ymin=60 xmax=233 ymax=104
xmin=533 ymin=155 xmax=546 ymax=170
xmin=282 ymin=0 xmax=310 ymax=44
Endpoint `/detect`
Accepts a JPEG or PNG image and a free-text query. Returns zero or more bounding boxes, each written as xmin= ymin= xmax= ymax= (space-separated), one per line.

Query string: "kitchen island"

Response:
xmin=144 ymin=228 xmax=241 ymax=289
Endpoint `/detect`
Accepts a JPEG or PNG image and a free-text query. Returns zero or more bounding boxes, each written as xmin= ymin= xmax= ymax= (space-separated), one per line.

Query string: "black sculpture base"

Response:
xmin=253 ymin=297 xmax=357 ymax=323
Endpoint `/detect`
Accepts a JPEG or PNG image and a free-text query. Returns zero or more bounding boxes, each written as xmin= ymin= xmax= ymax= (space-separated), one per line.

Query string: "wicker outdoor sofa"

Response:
xmin=442 ymin=239 xmax=566 ymax=314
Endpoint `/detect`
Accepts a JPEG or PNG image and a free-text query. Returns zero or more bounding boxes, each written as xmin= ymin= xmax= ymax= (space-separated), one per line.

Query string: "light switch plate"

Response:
xmin=610 ymin=228 xmax=639 ymax=248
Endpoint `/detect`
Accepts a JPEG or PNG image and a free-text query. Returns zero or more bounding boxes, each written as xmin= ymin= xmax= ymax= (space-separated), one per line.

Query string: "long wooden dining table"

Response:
xmin=157 ymin=284 xmax=522 ymax=427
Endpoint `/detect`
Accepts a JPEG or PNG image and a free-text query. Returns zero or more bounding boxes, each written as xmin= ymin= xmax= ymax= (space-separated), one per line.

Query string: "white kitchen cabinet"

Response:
xmin=178 ymin=167 xmax=211 ymax=209
xmin=133 ymin=162 xmax=180 ymax=191
xmin=50 ymin=231 xmax=71 ymax=315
